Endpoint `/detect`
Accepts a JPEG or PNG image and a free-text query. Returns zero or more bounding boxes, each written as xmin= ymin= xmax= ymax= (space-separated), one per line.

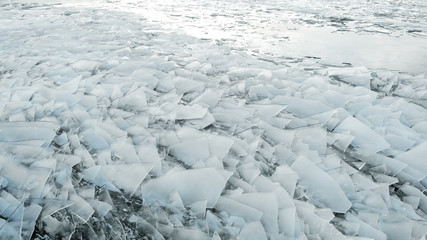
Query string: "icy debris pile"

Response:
xmin=1 ymin=2 xmax=427 ymax=240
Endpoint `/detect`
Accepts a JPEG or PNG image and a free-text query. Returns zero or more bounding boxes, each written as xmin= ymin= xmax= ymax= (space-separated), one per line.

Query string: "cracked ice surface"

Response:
xmin=1 ymin=0 xmax=427 ymax=239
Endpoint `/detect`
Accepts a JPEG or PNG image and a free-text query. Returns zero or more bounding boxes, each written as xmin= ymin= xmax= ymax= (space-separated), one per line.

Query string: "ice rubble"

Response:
xmin=1 ymin=1 xmax=427 ymax=240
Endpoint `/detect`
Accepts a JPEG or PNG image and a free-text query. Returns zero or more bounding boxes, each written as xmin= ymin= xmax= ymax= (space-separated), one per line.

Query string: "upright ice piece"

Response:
xmin=271 ymin=165 xmax=298 ymax=198
xmin=209 ymin=135 xmax=235 ymax=161
xmin=137 ymin=144 xmax=162 ymax=176
xmin=68 ymin=194 xmax=94 ymax=222
xmin=291 ymin=156 xmax=352 ymax=213
xmin=333 ymin=116 xmax=390 ymax=153
xmin=229 ymin=192 xmax=279 ymax=234
xmin=396 ymin=142 xmax=427 ymax=176
xmin=215 ymin=196 xmax=263 ymax=223
xmin=239 ymin=222 xmax=268 ymax=240
xmin=346 ymin=213 xmax=387 ymax=240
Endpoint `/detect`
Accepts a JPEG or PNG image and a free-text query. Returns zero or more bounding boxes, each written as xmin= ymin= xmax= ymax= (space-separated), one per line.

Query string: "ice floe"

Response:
xmin=0 ymin=0 xmax=427 ymax=239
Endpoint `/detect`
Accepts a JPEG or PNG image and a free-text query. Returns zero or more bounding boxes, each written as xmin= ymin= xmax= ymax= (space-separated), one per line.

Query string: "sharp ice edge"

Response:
xmin=0 ymin=1 xmax=427 ymax=240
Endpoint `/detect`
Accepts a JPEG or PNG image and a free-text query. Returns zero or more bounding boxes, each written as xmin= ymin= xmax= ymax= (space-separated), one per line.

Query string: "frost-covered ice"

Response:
xmin=1 ymin=0 xmax=427 ymax=239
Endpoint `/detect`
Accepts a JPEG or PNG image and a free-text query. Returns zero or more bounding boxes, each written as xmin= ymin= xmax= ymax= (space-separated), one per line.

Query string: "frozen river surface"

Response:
xmin=80 ymin=0 xmax=427 ymax=73
xmin=1 ymin=0 xmax=427 ymax=239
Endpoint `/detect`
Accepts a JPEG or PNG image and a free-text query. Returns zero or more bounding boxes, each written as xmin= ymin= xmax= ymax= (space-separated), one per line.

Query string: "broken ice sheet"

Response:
xmin=175 ymin=104 xmax=208 ymax=120
xmin=83 ymin=163 xmax=153 ymax=194
xmin=118 ymin=87 xmax=147 ymax=112
xmin=128 ymin=215 xmax=165 ymax=240
xmin=169 ymin=138 xmax=210 ymax=166
xmin=0 ymin=155 xmax=51 ymax=198
xmin=172 ymin=76 xmax=204 ymax=95
xmin=41 ymin=199 xmax=75 ymax=219
xmin=346 ymin=213 xmax=387 ymax=240
xmin=208 ymin=135 xmax=235 ymax=161
xmin=2 ymin=2 xmax=427 ymax=239
xmin=79 ymin=128 xmax=110 ymax=151
xmin=186 ymin=111 xmax=216 ymax=129
xmin=137 ymin=144 xmax=162 ymax=176
xmin=271 ymin=96 xmax=332 ymax=118
xmin=395 ymin=142 xmax=427 ymax=176
xmin=21 ymin=204 xmax=43 ymax=238
xmin=111 ymin=140 xmax=140 ymax=163
xmin=189 ymin=200 xmax=207 ymax=218
xmin=130 ymin=69 xmax=160 ymax=89
xmin=328 ymin=132 xmax=355 ymax=152
xmin=295 ymin=126 xmax=328 ymax=155
xmin=328 ymin=66 xmax=372 ymax=88
xmin=215 ymin=196 xmax=263 ymax=223
xmin=333 ymin=116 xmax=390 ymax=153
xmin=170 ymin=228 xmax=209 ymax=240
xmin=295 ymin=200 xmax=348 ymax=240
xmin=238 ymin=221 xmax=268 ymax=240
xmin=88 ymin=199 xmax=112 ymax=217
xmin=0 ymin=202 xmax=42 ymax=239
xmin=291 ymin=156 xmax=352 ymax=213
xmin=228 ymin=192 xmax=279 ymax=234
xmin=271 ymin=165 xmax=298 ymax=198
xmin=141 ymin=168 xmax=232 ymax=208
xmin=0 ymin=191 xmax=23 ymax=222
xmin=68 ymin=194 xmax=95 ymax=223
xmin=190 ymin=89 xmax=223 ymax=109
xmin=0 ymin=123 xmax=57 ymax=147
xmin=211 ymin=102 xmax=255 ymax=125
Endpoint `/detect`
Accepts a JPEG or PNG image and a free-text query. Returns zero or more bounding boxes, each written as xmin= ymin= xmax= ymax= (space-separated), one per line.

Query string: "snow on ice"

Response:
xmin=1 ymin=0 xmax=427 ymax=239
